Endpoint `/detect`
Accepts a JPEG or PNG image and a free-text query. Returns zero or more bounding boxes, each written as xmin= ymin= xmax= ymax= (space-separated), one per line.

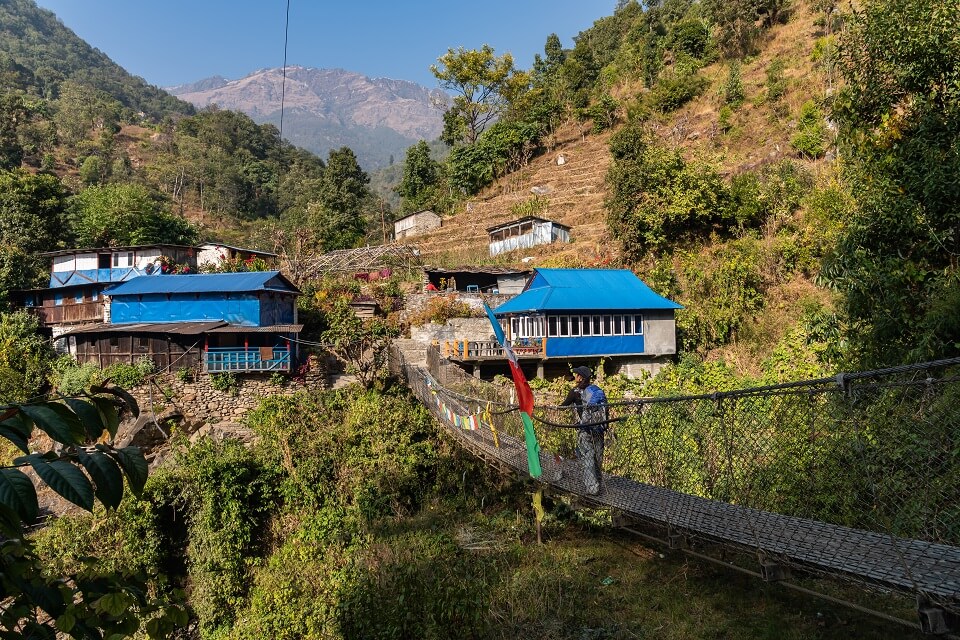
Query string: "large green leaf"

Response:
xmin=100 ymin=445 xmax=148 ymax=497
xmin=77 ymin=449 xmax=123 ymax=509
xmin=0 ymin=424 xmax=29 ymax=454
xmin=90 ymin=396 xmax=121 ymax=440
xmin=64 ymin=398 xmax=106 ymax=442
xmin=0 ymin=468 xmax=38 ymax=522
xmin=19 ymin=404 xmax=84 ymax=446
xmin=23 ymin=455 xmax=94 ymax=512
xmin=90 ymin=385 xmax=140 ymax=418
xmin=0 ymin=503 xmax=23 ymax=537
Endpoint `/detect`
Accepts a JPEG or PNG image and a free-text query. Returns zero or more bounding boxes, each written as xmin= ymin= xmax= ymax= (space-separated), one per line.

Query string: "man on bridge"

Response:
xmin=561 ymin=366 xmax=608 ymax=495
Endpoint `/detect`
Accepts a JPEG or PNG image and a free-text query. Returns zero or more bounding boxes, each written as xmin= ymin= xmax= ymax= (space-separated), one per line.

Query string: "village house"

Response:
xmin=58 ymin=271 xmax=302 ymax=373
xmin=441 ymin=268 xmax=681 ymax=379
xmin=393 ymin=209 xmax=441 ymax=240
xmin=487 ymin=216 xmax=571 ymax=257
xmin=15 ymin=243 xmax=277 ymax=342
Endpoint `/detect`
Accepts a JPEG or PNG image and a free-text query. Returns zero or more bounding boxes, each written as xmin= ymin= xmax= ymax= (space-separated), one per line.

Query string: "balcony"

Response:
xmin=204 ymin=347 xmax=291 ymax=373
xmin=28 ymin=302 xmax=104 ymax=326
xmin=442 ymin=338 xmax=545 ymax=361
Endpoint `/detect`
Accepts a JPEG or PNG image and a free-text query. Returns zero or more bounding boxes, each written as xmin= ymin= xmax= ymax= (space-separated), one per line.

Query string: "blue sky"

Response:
xmin=33 ymin=1 xmax=616 ymax=89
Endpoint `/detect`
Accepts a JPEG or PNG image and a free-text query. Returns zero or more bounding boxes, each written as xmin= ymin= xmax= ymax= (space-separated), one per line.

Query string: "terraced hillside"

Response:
xmin=405 ymin=127 xmax=616 ymax=267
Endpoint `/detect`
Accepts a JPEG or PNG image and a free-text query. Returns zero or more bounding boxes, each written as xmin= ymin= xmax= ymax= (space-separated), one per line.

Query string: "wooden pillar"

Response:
xmin=536 ymin=361 xmax=544 ymax=379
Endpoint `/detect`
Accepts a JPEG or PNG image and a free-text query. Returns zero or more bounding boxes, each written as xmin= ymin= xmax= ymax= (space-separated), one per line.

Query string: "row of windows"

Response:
xmin=509 ymin=314 xmax=644 ymax=339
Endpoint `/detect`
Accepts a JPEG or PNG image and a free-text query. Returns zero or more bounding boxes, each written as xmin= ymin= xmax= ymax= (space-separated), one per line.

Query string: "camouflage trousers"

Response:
xmin=577 ymin=429 xmax=605 ymax=495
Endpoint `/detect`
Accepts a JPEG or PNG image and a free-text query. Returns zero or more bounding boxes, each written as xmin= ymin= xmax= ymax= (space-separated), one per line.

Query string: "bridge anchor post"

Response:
xmin=917 ymin=596 xmax=958 ymax=634
xmin=668 ymin=533 xmax=688 ymax=550
xmin=759 ymin=561 xmax=790 ymax=582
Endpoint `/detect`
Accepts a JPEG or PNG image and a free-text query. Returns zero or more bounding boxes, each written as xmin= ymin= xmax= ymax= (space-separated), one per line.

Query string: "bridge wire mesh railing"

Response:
xmin=394 ymin=348 xmax=960 ymax=618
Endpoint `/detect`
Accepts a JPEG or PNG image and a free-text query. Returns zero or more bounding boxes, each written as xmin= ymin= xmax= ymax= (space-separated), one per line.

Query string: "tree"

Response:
xmin=0 ymin=168 xmax=69 ymax=254
xmin=430 ymin=45 xmax=519 ymax=144
xmin=310 ymin=147 xmax=370 ymax=251
xmin=0 ymin=94 xmax=28 ymax=170
xmin=321 ymin=299 xmax=396 ymax=389
xmin=395 ymin=140 xmax=440 ymax=213
xmin=0 ymin=310 xmax=54 ymax=403
xmin=0 ymin=385 xmax=187 ymax=637
xmin=68 ymin=183 xmax=198 ymax=247
xmin=823 ymin=0 xmax=960 ymax=366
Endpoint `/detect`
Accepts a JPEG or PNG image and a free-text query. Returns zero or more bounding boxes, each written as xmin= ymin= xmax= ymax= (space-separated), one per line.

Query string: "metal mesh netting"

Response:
xmin=394 ymin=348 xmax=960 ymax=618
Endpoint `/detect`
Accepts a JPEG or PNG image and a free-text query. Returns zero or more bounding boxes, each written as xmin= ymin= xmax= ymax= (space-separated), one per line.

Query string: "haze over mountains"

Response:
xmin=168 ymin=66 xmax=445 ymax=170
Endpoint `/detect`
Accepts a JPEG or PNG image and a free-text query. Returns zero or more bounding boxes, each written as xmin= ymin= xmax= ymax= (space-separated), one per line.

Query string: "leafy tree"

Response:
xmin=430 ymin=45 xmax=521 ymax=144
xmin=605 ymin=124 xmax=730 ymax=257
xmin=0 ymin=384 xmax=187 ymax=637
xmin=53 ymin=80 xmax=121 ymax=149
xmin=395 ymin=140 xmax=440 ymax=214
xmin=823 ymin=0 xmax=960 ymax=366
xmin=0 ymin=168 xmax=69 ymax=257
xmin=723 ymin=61 xmax=745 ymax=106
xmin=0 ymin=310 xmax=54 ymax=403
xmin=68 ymin=183 xmax=198 ymax=247
xmin=309 ymin=147 xmax=371 ymax=251
xmin=321 ymin=299 xmax=396 ymax=389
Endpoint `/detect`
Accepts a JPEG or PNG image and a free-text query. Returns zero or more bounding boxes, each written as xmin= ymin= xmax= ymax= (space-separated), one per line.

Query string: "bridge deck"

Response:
xmin=429 ymin=375 xmax=960 ymax=606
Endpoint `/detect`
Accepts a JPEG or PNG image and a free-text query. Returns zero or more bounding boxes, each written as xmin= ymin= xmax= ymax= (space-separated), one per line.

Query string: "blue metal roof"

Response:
xmin=104 ymin=271 xmax=299 ymax=296
xmin=493 ymin=268 xmax=682 ymax=314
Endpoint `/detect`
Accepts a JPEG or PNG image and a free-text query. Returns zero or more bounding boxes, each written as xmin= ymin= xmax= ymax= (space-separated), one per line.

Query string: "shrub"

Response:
xmin=718 ymin=105 xmax=734 ymax=133
xmin=722 ymin=61 xmax=745 ymax=106
xmin=791 ymin=100 xmax=828 ymax=158
xmin=210 ymin=371 xmax=239 ymax=395
xmin=103 ymin=356 xmax=155 ymax=388
xmin=408 ymin=295 xmax=480 ymax=326
xmin=765 ymin=58 xmax=787 ymax=102
xmin=648 ymin=68 xmax=708 ymax=112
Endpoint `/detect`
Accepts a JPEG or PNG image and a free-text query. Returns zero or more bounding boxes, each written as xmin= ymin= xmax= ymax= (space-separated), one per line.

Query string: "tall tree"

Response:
xmin=823 ymin=0 xmax=960 ymax=366
xmin=430 ymin=45 xmax=520 ymax=145
xmin=395 ymin=140 xmax=440 ymax=213
xmin=310 ymin=147 xmax=370 ymax=251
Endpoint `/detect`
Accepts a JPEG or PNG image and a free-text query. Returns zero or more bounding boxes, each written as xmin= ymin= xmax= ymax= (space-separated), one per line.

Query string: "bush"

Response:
xmin=791 ymin=100 xmax=828 ymax=158
xmin=210 ymin=371 xmax=239 ymax=395
xmin=648 ymin=68 xmax=708 ymax=112
xmin=722 ymin=61 xmax=745 ymax=106
xmin=408 ymin=295 xmax=481 ymax=326
xmin=103 ymin=356 xmax=155 ymax=388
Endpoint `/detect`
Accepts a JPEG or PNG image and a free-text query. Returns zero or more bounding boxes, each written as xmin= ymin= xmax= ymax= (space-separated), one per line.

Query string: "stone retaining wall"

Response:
xmin=127 ymin=362 xmax=327 ymax=428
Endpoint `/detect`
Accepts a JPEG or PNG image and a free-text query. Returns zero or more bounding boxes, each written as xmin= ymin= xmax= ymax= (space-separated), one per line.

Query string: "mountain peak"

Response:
xmin=168 ymin=67 xmax=444 ymax=169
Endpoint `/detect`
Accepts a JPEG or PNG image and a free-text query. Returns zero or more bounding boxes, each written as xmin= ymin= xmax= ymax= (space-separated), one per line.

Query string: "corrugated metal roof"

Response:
xmin=104 ymin=271 xmax=300 ymax=296
xmin=206 ymin=324 xmax=303 ymax=333
xmin=60 ymin=321 xmax=227 ymax=336
xmin=494 ymin=268 xmax=682 ymax=314
xmin=486 ymin=216 xmax=570 ymax=233
xmin=423 ymin=266 xmax=530 ymax=275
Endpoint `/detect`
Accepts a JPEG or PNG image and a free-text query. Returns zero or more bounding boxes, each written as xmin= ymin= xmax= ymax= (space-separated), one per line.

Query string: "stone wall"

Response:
xmin=410 ymin=317 xmax=497 ymax=344
xmin=127 ymin=362 xmax=327 ymax=428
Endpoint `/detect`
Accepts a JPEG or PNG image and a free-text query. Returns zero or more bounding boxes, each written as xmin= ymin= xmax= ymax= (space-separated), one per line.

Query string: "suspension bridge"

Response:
xmin=391 ymin=346 xmax=960 ymax=635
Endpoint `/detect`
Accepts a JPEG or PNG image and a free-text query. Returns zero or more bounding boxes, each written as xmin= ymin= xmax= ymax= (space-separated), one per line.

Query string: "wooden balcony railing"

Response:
xmin=27 ymin=302 xmax=104 ymax=326
xmin=442 ymin=338 xmax=545 ymax=361
xmin=204 ymin=347 xmax=291 ymax=373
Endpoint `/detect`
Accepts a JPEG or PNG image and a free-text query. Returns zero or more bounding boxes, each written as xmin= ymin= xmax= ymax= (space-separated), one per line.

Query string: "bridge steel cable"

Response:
xmin=392 ymin=348 xmax=960 ymax=634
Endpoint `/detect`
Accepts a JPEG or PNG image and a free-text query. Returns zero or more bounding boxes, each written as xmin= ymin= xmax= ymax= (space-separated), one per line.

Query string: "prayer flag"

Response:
xmin=484 ymin=303 xmax=542 ymax=477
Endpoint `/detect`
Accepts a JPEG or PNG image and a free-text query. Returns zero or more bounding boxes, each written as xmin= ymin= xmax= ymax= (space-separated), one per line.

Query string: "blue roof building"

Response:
xmin=60 ymin=271 xmax=302 ymax=374
xmin=488 ymin=268 xmax=681 ymax=377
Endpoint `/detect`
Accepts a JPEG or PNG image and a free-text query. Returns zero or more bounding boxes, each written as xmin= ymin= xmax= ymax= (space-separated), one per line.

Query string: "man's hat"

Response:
xmin=572 ymin=366 xmax=593 ymax=380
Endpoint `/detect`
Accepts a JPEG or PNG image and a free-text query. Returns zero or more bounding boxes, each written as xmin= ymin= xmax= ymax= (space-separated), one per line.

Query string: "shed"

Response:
xmin=487 ymin=216 xmax=571 ymax=257
xmin=423 ymin=266 xmax=530 ymax=295
xmin=394 ymin=209 xmax=442 ymax=240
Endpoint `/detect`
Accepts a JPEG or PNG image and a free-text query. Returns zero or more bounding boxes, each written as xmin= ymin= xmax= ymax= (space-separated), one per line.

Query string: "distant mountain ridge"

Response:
xmin=168 ymin=66 xmax=445 ymax=170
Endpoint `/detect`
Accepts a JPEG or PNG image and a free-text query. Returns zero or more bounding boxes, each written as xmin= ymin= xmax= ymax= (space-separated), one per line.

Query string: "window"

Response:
xmin=570 ymin=316 xmax=580 ymax=336
xmin=137 ymin=337 xmax=149 ymax=349
xmin=559 ymin=316 xmax=569 ymax=336
xmin=112 ymin=252 xmax=134 ymax=267
xmin=98 ymin=254 xmax=111 ymax=269
xmin=634 ymin=315 xmax=644 ymax=335
xmin=592 ymin=316 xmax=602 ymax=335
xmin=548 ymin=316 xmax=558 ymax=337
xmin=54 ymin=293 xmax=63 ymax=306
xmin=614 ymin=315 xmax=623 ymax=334
xmin=75 ymin=291 xmax=84 ymax=304
xmin=91 ymin=290 xmax=99 ymax=302
xmin=603 ymin=315 xmax=612 ymax=335
xmin=109 ymin=336 xmax=119 ymax=348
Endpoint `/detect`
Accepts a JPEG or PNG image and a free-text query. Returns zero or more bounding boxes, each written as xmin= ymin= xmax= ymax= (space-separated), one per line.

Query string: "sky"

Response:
xmin=32 ymin=1 xmax=617 ymax=89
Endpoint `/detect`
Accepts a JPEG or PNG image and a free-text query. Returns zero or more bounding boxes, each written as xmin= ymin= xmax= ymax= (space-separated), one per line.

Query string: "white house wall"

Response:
xmin=643 ymin=310 xmax=677 ymax=355
xmin=489 ymin=222 xmax=567 ymax=257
